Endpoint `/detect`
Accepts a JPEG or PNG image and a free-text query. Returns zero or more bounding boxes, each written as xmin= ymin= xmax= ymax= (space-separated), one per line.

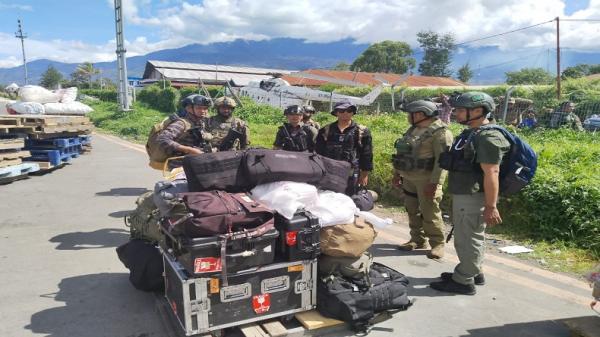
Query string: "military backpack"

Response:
xmin=146 ymin=114 xmax=192 ymax=163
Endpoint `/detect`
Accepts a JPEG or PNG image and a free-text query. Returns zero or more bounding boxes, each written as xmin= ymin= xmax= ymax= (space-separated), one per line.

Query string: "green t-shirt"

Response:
xmin=448 ymin=128 xmax=511 ymax=194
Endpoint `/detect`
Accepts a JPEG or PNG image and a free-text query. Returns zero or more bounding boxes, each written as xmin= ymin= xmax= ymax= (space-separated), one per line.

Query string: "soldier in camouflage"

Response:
xmin=206 ymin=97 xmax=250 ymax=151
xmin=273 ymin=105 xmax=318 ymax=152
xmin=156 ymin=95 xmax=213 ymax=157
xmin=301 ymin=105 xmax=320 ymax=130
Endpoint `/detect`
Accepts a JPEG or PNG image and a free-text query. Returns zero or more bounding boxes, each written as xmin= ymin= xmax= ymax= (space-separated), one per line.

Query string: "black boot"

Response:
xmin=430 ymin=278 xmax=476 ymax=295
xmin=440 ymin=272 xmax=486 ymax=285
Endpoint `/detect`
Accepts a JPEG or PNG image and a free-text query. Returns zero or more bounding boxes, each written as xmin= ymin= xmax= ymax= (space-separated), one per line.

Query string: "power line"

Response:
xmin=560 ymin=18 xmax=600 ymax=22
xmin=455 ymin=20 xmax=555 ymax=47
xmin=15 ymin=19 xmax=28 ymax=85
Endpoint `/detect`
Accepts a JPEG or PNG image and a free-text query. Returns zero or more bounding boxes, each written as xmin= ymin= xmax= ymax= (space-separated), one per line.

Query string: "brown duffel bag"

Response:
xmin=165 ymin=191 xmax=275 ymax=239
xmin=320 ymin=216 xmax=377 ymax=258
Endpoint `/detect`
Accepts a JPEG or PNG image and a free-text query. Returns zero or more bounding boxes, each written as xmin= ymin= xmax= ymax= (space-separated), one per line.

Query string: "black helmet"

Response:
xmin=181 ymin=94 xmax=199 ymax=108
xmin=192 ymin=95 xmax=212 ymax=107
xmin=402 ymin=100 xmax=439 ymax=117
xmin=450 ymin=91 xmax=495 ymax=113
xmin=284 ymin=105 xmax=303 ymax=115
xmin=302 ymin=105 xmax=316 ymax=114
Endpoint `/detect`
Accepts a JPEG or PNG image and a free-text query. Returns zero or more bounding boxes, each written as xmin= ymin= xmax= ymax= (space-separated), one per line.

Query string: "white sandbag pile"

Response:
xmin=12 ymin=85 xmax=92 ymax=116
xmin=7 ymin=101 xmax=45 ymax=115
xmin=0 ymin=97 xmax=16 ymax=115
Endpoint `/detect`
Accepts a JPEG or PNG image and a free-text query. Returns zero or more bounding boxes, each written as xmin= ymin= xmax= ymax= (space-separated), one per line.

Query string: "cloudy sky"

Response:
xmin=0 ymin=0 xmax=598 ymax=68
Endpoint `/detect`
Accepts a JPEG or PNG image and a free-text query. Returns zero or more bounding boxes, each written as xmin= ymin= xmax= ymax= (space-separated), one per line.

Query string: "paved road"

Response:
xmin=0 ymin=133 xmax=594 ymax=337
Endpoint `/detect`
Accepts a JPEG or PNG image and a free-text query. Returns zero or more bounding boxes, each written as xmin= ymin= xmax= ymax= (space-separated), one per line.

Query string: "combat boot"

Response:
xmin=429 ymin=278 xmax=476 ymax=295
xmin=427 ymin=244 xmax=445 ymax=259
xmin=440 ymin=272 xmax=486 ymax=285
xmin=397 ymin=241 xmax=429 ymax=251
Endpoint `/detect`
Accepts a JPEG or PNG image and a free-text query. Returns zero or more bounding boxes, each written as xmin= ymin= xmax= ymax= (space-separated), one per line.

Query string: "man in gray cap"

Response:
xmin=315 ymin=99 xmax=373 ymax=195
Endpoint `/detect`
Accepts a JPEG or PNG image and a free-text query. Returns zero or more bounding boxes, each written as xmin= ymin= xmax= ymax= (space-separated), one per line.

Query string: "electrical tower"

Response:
xmin=15 ymin=19 xmax=28 ymax=85
xmin=114 ymin=0 xmax=130 ymax=110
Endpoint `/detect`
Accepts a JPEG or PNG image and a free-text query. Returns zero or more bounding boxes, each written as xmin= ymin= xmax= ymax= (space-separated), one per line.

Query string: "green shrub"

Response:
xmin=137 ymin=85 xmax=180 ymax=112
xmin=80 ymin=89 xmax=118 ymax=102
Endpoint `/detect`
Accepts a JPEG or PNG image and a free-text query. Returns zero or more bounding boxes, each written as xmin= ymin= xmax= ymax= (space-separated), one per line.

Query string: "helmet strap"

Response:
xmin=459 ymin=108 xmax=486 ymax=125
xmin=410 ymin=113 xmax=431 ymax=126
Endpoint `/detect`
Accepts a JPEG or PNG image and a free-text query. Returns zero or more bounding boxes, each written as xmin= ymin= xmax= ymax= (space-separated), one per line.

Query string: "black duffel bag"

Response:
xmin=317 ymin=262 xmax=412 ymax=332
xmin=244 ymin=149 xmax=326 ymax=186
xmin=319 ymin=156 xmax=352 ymax=193
xmin=183 ymin=151 xmax=249 ymax=192
xmin=116 ymin=239 xmax=164 ymax=292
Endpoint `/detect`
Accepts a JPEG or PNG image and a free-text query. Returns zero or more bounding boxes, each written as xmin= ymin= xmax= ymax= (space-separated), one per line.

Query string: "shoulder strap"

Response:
xmin=356 ymin=124 xmax=367 ymax=147
xmin=322 ymin=124 xmax=331 ymax=141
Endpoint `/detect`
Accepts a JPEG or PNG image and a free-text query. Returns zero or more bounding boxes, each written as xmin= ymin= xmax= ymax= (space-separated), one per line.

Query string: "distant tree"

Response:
xmin=561 ymin=63 xmax=600 ymax=79
xmin=417 ymin=31 xmax=456 ymax=77
xmin=562 ymin=64 xmax=590 ymax=79
xmin=39 ymin=65 xmax=63 ymax=89
xmin=350 ymin=40 xmax=415 ymax=74
xmin=71 ymin=62 xmax=100 ymax=89
xmin=331 ymin=62 xmax=351 ymax=71
xmin=505 ymin=67 xmax=554 ymax=85
xmin=457 ymin=63 xmax=473 ymax=83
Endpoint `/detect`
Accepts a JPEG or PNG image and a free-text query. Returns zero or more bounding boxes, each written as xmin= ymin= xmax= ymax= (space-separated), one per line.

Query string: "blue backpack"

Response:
xmin=476 ymin=125 xmax=538 ymax=195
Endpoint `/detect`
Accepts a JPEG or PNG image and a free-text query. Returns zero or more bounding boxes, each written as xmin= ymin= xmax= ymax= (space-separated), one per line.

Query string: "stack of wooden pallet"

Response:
xmin=0 ymin=114 xmax=93 ymax=183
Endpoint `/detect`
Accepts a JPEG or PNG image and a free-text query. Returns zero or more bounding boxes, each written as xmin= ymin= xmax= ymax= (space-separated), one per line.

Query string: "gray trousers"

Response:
xmin=451 ymin=193 xmax=486 ymax=285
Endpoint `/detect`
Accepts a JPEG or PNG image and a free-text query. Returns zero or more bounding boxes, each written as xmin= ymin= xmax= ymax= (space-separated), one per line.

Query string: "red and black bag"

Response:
xmin=165 ymin=191 xmax=274 ymax=238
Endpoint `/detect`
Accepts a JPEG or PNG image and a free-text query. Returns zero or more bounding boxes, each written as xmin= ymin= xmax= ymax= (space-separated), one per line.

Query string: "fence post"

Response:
xmin=391 ymin=86 xmax=395 ymax=112
xmin=502 ymin=86 xmax=515 ymax=123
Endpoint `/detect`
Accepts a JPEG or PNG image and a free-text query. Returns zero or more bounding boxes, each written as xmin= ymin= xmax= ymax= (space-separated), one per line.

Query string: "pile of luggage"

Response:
xmin=117 ymin=148 xmax=412 ymax=335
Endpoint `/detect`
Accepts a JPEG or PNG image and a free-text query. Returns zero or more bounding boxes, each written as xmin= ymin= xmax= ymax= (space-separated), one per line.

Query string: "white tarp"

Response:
xmin=7 ymin=101 xmax=45 ymax=115
xmin=43 ymin=101 xmax=93 ymax=115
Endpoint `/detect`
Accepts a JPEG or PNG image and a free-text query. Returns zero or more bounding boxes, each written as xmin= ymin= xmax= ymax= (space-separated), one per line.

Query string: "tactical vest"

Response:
xmin=438 ymin=129 xmax=478 ymax=173
xmin=279 ymin=124 xmax=312 ymax=152
xmin=207 ymin=116 xmax=245 ymax=149
xmin=321 ymin=123 xmax=366 ymax=168
xmin=392 ymin=124 xmax=446 ymax=171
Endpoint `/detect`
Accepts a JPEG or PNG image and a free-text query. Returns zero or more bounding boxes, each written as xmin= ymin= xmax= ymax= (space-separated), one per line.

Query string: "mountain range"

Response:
xmin=1 ymin=38 xmax=598 ymax=86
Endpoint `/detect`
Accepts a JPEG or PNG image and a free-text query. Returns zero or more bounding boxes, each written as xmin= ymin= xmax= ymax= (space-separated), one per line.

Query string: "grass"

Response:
xmin=85 ymin=99 xmax=599 ymax=276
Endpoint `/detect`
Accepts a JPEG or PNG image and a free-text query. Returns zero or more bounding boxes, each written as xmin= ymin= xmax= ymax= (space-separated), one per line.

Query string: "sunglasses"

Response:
xmin=335 ymin=109 xmax=353 ymax=114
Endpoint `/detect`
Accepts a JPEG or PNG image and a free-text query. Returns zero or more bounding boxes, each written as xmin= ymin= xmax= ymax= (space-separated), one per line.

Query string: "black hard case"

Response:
xmin=161 ymin=228 xmax=279 ymax=276
xmin=163 ymin=253 xmax=317 ymax=336
xmin=274 ymin=211 xmax=320 ymax=261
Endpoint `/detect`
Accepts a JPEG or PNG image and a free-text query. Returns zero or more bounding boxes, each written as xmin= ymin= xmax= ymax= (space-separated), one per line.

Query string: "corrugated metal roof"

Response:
xmin=292 ymin=69 xmax=466 ymax=87
xmin=146 ymin=60 xmax=294 ymax=76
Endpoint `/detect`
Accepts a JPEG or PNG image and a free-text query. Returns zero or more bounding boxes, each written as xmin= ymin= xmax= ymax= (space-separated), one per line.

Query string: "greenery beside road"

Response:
xmin=86 ymin=96 xmax=599 ymax=271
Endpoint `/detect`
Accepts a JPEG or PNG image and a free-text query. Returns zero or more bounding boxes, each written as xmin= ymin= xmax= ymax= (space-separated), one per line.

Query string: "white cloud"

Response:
xmin=2 ymin=0 xmax=600 ymax=67
xmin=0 ymin=3 xmax=33 ymax=11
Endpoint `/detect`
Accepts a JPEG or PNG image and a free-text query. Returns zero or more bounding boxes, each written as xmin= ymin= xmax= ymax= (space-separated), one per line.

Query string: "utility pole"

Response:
xmin=114 ymin=0 xmax=130 ymax=110
xmin=15 ymin=19 xmax=28 ymax=85
xmin=556 ymin=16 xmax=561 ymax=100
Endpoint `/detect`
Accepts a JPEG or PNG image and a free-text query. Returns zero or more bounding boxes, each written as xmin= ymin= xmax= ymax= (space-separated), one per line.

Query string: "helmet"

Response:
xmin=284 ymin=105 xmax=303 ymax=115
xmin=191 ymin=95 xmax=212 ymax=107
xmin=402 ymin=100 xmax=439 ymax=117
xmin=450 ymin=92 xmax=495 ymax=113
xmin=331 ymin=99 xmax=357 ymax=116
xmin=181 ymin=94 xmax=199 ymax=108
xmin=214 ymin=96 xmax=237 ymax=108
xmin=302 ymin=105 xmax=316 ymax=114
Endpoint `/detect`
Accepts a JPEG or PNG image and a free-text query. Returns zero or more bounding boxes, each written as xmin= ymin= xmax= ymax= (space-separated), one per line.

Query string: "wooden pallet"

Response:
xmin=0 ymin=138 xmax=25 ymax=151
xmin=0 ymin=115 xmax=91 ymax=127
xmin=0 ymin=150 xmax=30 ymax=161
xmin=0 ymin=158 xmax=22 ymax=168
xmin=0 ymin=162 xmax=39 ymax=179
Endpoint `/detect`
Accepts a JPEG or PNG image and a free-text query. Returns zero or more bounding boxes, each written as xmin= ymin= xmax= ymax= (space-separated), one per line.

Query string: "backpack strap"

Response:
xmin=355 ymin=124 xmax=367 ymax=147
xmin=322 ymin=124 xmax=331 ymax=141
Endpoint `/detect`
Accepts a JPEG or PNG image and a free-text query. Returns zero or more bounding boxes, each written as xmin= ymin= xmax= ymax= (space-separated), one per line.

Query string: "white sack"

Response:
xmin=308 ymin=191 xmax=357 ymax=227
xmin=251 ymin=181 xmax=319 ymax=219
xmin=58 ymin=87 xmax=78 ymax=103
xmin=18 ymin=85 xmax=60 ymax=103
xmin=0 ymin=98 xmax=16 ymax=115
xmin=4 ymin=83 xmax=19 ymax=93
xmin=43 ymin=101 xmax=93 ymax=115
xmin=356 ymin=211 xmax=393 ymax=229
xmin=7 ymin=101 xmax=45 ymax=115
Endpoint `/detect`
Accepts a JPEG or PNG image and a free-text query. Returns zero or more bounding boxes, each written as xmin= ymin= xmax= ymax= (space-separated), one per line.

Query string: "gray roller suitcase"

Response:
xmin=163 ymin=253 xmax=317 ymax=336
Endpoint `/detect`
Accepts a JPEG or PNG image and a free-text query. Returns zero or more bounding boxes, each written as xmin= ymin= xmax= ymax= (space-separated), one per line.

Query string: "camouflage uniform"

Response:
xmin=156 ymin=114 xmax=211 ymax=156
xmin=206 ymin=114 xmax=250 ymax=150
xmin=303 ymin=119 xmax=321 ymax=130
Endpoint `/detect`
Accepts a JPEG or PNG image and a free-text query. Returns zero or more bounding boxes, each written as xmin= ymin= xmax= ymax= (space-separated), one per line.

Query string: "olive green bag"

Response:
xmin=124 ymin=191 xmax=163 ymax=243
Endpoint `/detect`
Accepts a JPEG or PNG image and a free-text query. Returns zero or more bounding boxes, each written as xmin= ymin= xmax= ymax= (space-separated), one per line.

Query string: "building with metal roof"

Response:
xmin=141 ymin=60 xmax=296 ymax=88
xmin=281 ymin=69 xmax=466 ymax=88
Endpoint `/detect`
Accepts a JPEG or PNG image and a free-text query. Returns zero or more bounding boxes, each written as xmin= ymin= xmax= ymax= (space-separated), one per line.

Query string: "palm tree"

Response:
xmin=75 ymin=62 xmax=100 ymax=89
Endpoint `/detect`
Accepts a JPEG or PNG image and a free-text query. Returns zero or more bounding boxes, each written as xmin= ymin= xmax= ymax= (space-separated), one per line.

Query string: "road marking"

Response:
xmin=377 ymin=230 xmax=591 ymax=306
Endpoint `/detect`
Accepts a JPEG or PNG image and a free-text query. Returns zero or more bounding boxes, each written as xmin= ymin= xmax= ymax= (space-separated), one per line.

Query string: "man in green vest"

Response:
xmin=430 ymin=92 xmax=510 ymax=295
xmin=393 ymin=100 xmax=453 ymax=259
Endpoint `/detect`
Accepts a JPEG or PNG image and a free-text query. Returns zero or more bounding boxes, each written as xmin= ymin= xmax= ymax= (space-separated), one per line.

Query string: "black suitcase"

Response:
xmin=163 ymin=253 xmax=317 ymax=336
xmin=274 ymin=211 xmax=320 ymax=261
xmin=161 ymin=228 xmax=279 ymax=276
